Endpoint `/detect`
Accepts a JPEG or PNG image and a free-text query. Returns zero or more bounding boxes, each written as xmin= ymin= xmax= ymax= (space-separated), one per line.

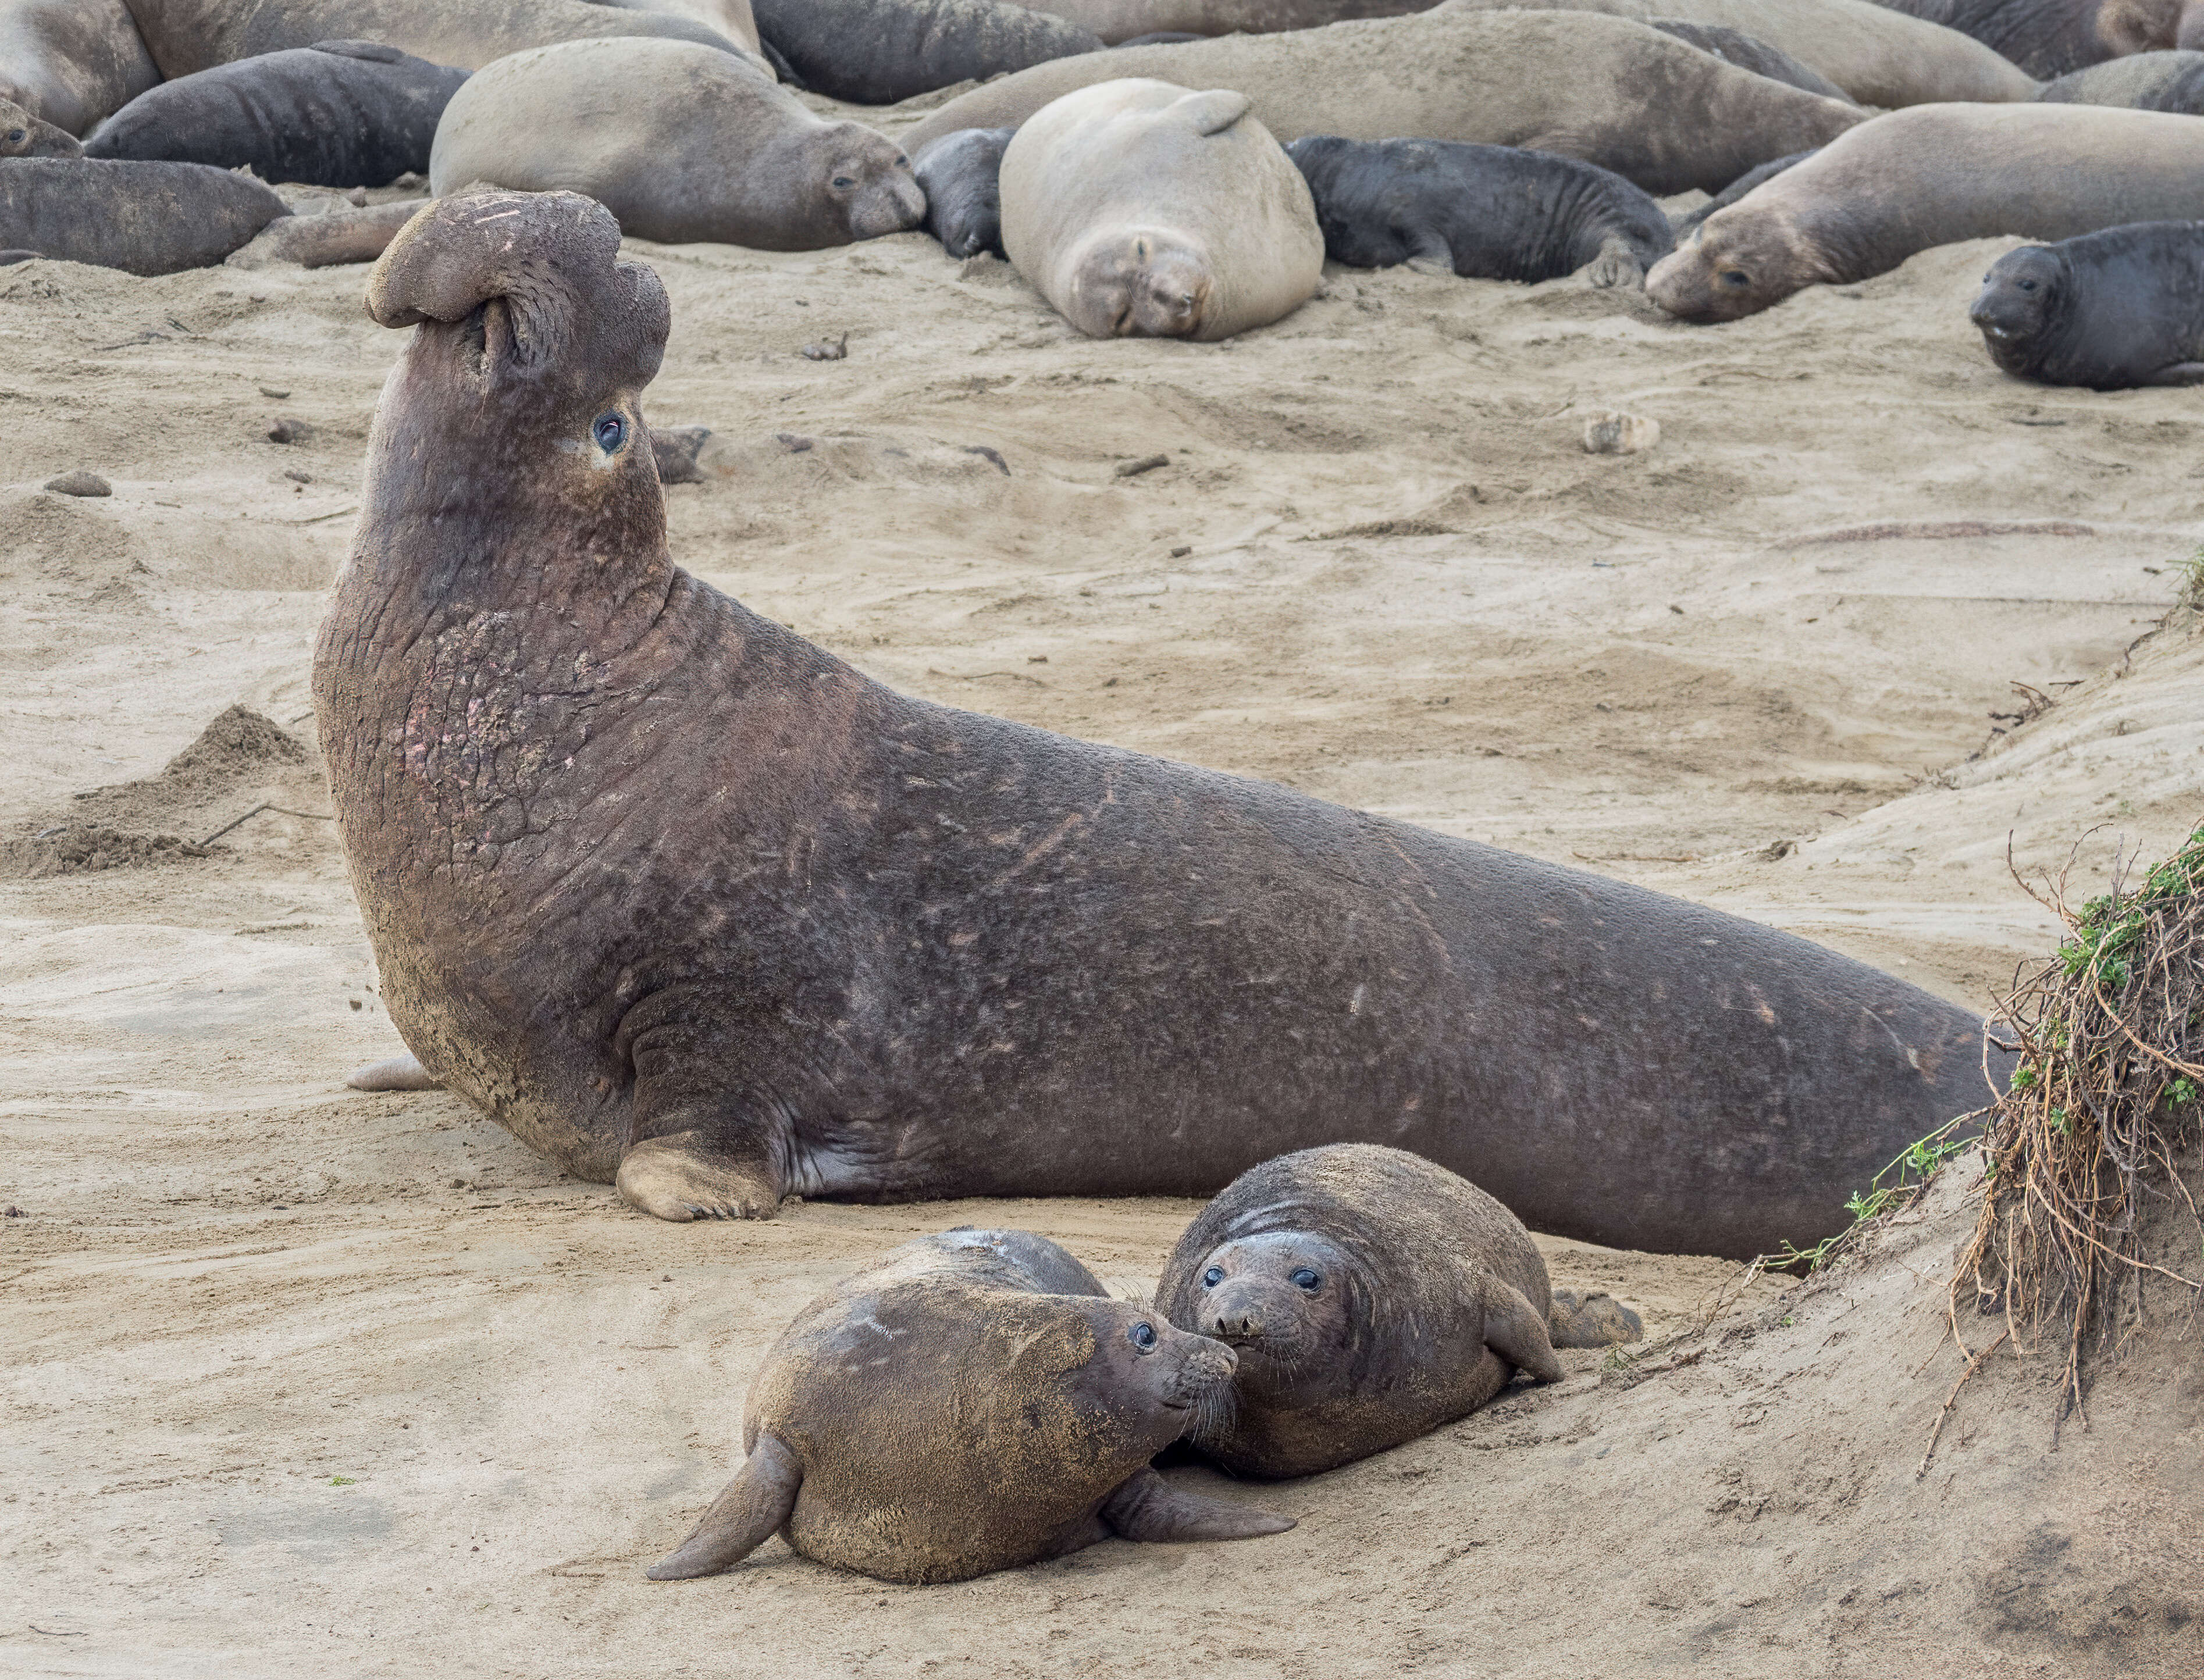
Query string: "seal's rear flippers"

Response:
xmin=1550 ymin=1287 xmax=1646 ymax=1349
xmin=344 ymin=1054 xmax=440 ymax=1092
xmin=1101 ymin=1468 xmax=1294 ymax=1543
xmin=645 ymin=1434 xmax=802 ymax=1581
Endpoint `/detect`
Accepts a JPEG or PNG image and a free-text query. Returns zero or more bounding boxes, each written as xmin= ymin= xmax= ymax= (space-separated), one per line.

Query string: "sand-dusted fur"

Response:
xmin=1648 ymin=104 xmax=2204 ymax=322
xmin=0 ymin=158 xmax=289 ymax=274
xmin=1157 ymin=1146 xmax=1642 ymax=1478
xmin=1970 ymin=223 xmax=2204 ymax=390
xmin=905 ymin=10 xmax=1863 ymax=195
xmin=645 ymin=1229 xmax=1293 ymax=1583
xmin=1862 ymin=0 xmax=2156 ymax=78
xmin=1019 ymin=0 xmax=1444 ymax=44
xmin=914 ymin=127 xmax=1014 ymax=259
xmin=1433 ymin=0 xmax=2038 ymax=106
xmin=0 ymin=0 xmax=158 ymax=137
xmin=1646 ymin=19 xmax=1849 ymax=99
xmin=2037 ymin=47 xmax=2204 ymax=109
xmin=0 ymin=97 xmax=81 ymax=157
xmin=429 ymin=40 xmax=922 ymax=250
xmin=1001 ymin=80 xmax=1321 ymax=340
xmin=752 ymin=0 xmax=1102 ymax=104
xmin=84 ymin=42 xmax=466 ymax=189
xmin=598 ymin=0 xmax=761 ymax=52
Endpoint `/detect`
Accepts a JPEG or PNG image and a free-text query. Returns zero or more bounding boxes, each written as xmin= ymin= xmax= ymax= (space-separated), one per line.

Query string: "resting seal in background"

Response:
xmin=914 ymin=127 xmax=1014 ymax=258
xmin=902 ymin=10 xmax=1864 ymax=195
xmin=1668 ymin=148 xmax=1815 ymax=236
xmin=645 ymin=1229 xmax=1293 ymax=1583
xmin=0 ymin=0 xmax=159 ymax=137
xmin=750 ymin=0 xmax=1103 ymax=104
xmin=1157 ymin=1146 xmax=1642 ymax=1478
xmin=1971 ymin=222 xmax=2204 ymax=389
xmin=1284 ymin=135 xmax=1674 ymax=288
xmin=999 ymin=79 xmax=1322 ymax=340
xmin=429 ymin=40 xmax=921 ymax=250
xmin=1016 ymin=0 xmax=1443 ymax=43
xmin=84 ymin=42 xmax=468 ymax=188
xmin=596 ymin=0 xmax=763 ymax=53
xmin=1647 ymin=104 xmax=2204 ymax=321
xmin=317 ymin=188 xmax=2001 ymax=1259
xmin=0 ymin=158 xmax=289 ymax=273
xmin=1860 ymin=0 xmax=2194 ymax=79
xmin=1644 ymin=19 xmax=1850 ymax=99
xmin=2037 ymin=48 xmax=2204 ymax=110
xmin=0 ymin=97 xmax=82 ymax=157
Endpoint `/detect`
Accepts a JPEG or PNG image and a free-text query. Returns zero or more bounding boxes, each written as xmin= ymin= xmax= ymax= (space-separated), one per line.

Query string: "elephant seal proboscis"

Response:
xmin=1431 ymin=0 xmax=2038 ymax=107
xmin=1000 ymin=79 xmax=1322 ymax=339
xmin=750 ymin=0 xmax=1102 ymax=105
xmin=1645 ymin=18 xmax=1850 ymax=99
xmin=2038 ymin=48 xmax=2204 ymax=111
xmin=428 ymin=39 xmax=922 ymax=249
xmin=1284 ymin=134 xmax=1674 ymax=288
xmin=1647 ymin=104 xmax=2204 ymax=322
xmin=1970 ymin=221 xmax=2204 ymax=390
xmin=318 ymin=187 xmax=2003 ymax=1260
xmin=83 ymin=42 xmax=467 ymax=188
xmin=1863 ymin=0 xmax=2190 ymax=79
xmin=1157 ymin=1145 xmax=1642 ymax=1478
xmin=118 ymin=0 xmax=749 ymax=77
xmin=913 ymin=127 xmax=1014 ymax=259
xmin=0 ymin=0 xmax=159 ymax=137
xmin=902 ymin=10 xmax=1864 ymax=195
xmin=0 ymin=158 xmax=290 ymax=274
xmin=645 ymin=1229 xmax=1294 ymax=1583
xmin=0 ymin=97 xmax=81 ymax=157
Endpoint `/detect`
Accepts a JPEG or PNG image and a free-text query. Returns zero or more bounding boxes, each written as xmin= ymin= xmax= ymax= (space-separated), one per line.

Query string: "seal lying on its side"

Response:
xmin=913 ymin=126 xmax=1014 ymax=258
xmin=2037 ymin=48 xmax=2204 ymax=112
xmin=1158 ymin=1145 xmax=1642 ymax=1478
xmin=318 ymin=188 xmax=2002 ymax=1261
xmin=428 ymin=40 xmax=922 ymax=249
xmin=0 ymin=158 xmax=290 ymax=273
xmin=750 ymin=0 xmax=1102 ymax=104
xmin=1647 ymin=104 xmax=2204 ymax=321
xmin=1284 ymin=134 xmax=1674 ymax=288
xmin=1971 ymin=222 xmax=2204 ymax=390
xmin=1000 ymin=79 xmax=1323 ymax=340
xmin=0 ymin=0 xmax=159 ymax=137
xmin=646 ymin=1229 xmax=1293 ymax=1583
xmin=1645 ymin=19 xmax=1850 ymax=99
xmin=84 ymin=42 xmax=468 ymax=188
xmin=0 ymin=97 xmax=82 ymax=157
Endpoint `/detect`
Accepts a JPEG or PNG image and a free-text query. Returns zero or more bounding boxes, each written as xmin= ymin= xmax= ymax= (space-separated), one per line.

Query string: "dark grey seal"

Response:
xmin=0 ymin=157 xmax=290 ymax=273
xmin=750 ymin=0 xmax=1102 ymax=104
xmin=912 ymin=126 xmax=1012 ymax=258
xmin=0 ymin=96 xmax=80 ymax=156
xmin=1971 ymin=220 xmax=2204 ymax=389
xmin=1670 ymin=146 xmax=1816 ymax=236
xmin=2037 ymin=48 xmax=2204 ymax=112
xmin=1648 ymin=18 xmax=1851 ymax=98
xmin=1862 ymin=0 xmax=2179 ymax=80
xmin=1284 ymin=134 xmax=1674 ymax=287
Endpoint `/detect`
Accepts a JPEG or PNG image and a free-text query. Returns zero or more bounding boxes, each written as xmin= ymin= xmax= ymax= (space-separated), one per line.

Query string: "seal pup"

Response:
xmin=750 ymin=0 xmax=1103 ymax=105
xmin=2037 ymin=48 xmax=2204 ymax=111
xmin=84 ymin=42 xmax=468 ymax=188
xmin=645 ymin=1229 xmax=1293 ymax=1583
xmin=1157 ymin=1145 xmax=1642 ymax=1478
xmin=428 ymin=39 xmax=922 ymax=250
xmin=0 ymin=158 xmax=289 ymax=273
xmin=1000 ymin=79 xmax=1322 ymax=340
xmin=1284 ymin=134 xmax=1674 ymax=288
xmin=913 ymin=127 xmax=1014 ymax=259
xmin=0 ymin=0 xmax=159 ymax=137
xmin=902 ymin=10 xmax=1864 ymax=195
xmin=318 ymin=187 xmax=2002 ymax=1260
xmin=0 ymin=97 xmax=81 ymax=157
xmin=1970 ymin=222 xmax=2204 ymax=390
xmin=1647 ymin=104 xmax=2204 ymax=321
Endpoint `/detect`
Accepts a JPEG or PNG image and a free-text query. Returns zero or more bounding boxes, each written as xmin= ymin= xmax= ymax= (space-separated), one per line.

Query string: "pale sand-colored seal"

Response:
xmin=318 ymin=189 xmax=2003 ymax=1260
xmin=902 ymin=10 xmax=1864 ymax=195
xmin=1645 ymin=19 xmax=1851 ymax=99
xmin=753 ymin=0 xmax=1102 ymax=104
xmin=2037 ymin=47 xmax=2204 ymax=109
xmin=645 ymin=1229 xmax=1293 ymax=1583
xmin=1000 ymin=79 xmax=1321 ymax=340
xmin=429 ymin=40 xmax=923 ymax=250
xmin=913 ymin=126 xmax=1015 ymax=258
xmin=0 ymin=0 xmax=159 ymax=137
xmin=0 ymin=97 xmax=81 ymax=157
xmin=227 ymin=199 xmax=426 ymax=270
xmin=1865 ymin=0 xmax=2193 ymax=78
xmin=1647 ymin=103 xmax=2204 ymax=321
xmin=1158 ymin=1146 xmax=1643 ymax=1478
xmin=0 ymin=158 xmax=289 ymax=273
xmin=1971 ymin=222 xmax=2204 ymax=390
xmin=597 ymin=0 xmax=761 ymax=52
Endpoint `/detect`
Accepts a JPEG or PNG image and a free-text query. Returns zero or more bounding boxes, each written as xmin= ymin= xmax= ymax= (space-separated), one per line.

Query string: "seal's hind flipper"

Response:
xmin=1170 ymin=90 xmax=1251 ymax=137
xmin=1101 ymin=1468 xmax=1294 ymax=1543
xmin=645 ymin=1433 xmax=802 ymax=1581
xmin=344 ymin=1053 xmax=440 ymax=1092
xmin=1480 ymin=1278 xmax=1565 ymax=1382
xmin=1549 ymin=1287 xmax=1645 ymax=1349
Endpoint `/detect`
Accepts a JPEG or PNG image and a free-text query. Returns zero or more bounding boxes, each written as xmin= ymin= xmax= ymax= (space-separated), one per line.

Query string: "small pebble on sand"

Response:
xmin=1582 ymin=412 xmax=1659 ymax=455
xmin=44 ymin=470 xmax=110 ymax=497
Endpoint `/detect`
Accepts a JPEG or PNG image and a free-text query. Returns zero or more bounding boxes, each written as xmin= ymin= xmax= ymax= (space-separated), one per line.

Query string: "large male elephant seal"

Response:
xmin=0 ymin=97 xmax=82 ymax=157
xmin=1862 ymin=0 xmax=2193 ymax=78
xmin=902 ymin=10 xmax=1865 ymax=196
xmin=1970 ymin=222 xmax=2204 ymax=389
xmin=1647 ymin=104 xmax=2204 ymax=321
xmin=646 ymin=1229 xmax=1293 ymax=1583
xmin=0 ymin=0 xmax=159 ymax=137
xmin=84 ymin=42 xmax=468 ymax=188
xmin=1284 ymin=134 xmax=1674 ymax=288
xmin=914 ymin=127 xmax=1014 ymax=258
xmin=2038 ymin=47 xmax=2204 ymax=109
xmin=1158 ymin=1146 xmax=1642 ymax=1478
xmin=0 ymin=158 xmax=290 ymax=273
xmin=751 ymin=0 xmax=1103 ymax=104
xmin=1000 ymin=80 xmax=1322 ymax=340
xmin=429 ymin=40 xmax=922 ymax=249
xmin=317 ymin=188 xmax=2003 ymax=1260
xmin=118 ymin=0 xmax=748 ymax=77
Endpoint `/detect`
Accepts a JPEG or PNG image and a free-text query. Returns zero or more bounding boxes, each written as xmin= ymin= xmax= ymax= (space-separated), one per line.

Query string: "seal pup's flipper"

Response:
xmin=1170 ymin=90 xmax=1251 ymax=137
xmin=345 ymin=1054 xmax=440 ymax=1092
xmin=1550 ymin=1287 xmax=1644 ymax=1348
xmin=1100 ymin=1468 xmax=1294 ymax=1543
xmin=646 ymin=1434 xmax=803 ymax=1581
xmin=1478 ymin=1277 xmax=1565 ymax=1383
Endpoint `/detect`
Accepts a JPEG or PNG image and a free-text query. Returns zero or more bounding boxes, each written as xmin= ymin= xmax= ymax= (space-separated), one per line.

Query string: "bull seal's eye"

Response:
xmin=593 ymin=413 xmax=625 ymax=451
xmin=1201 ymin=1265 xmax=1224 ymax=1288
xmin=1129 ymin=1321 xmax=1159 ymax=1352
xmin=1290 ymin=1268 xmax=1321 ymax=1292
xmin=832 ymin=175 xmax=856 ymax=189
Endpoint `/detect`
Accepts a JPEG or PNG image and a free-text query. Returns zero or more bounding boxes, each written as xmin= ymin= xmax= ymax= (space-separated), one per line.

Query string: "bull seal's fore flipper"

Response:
xmin=344 ymin=1054 xmax=440 ymax=1092
xmin=617 ymin=1129 xmax=784 ymax=1222
xmin=646 ymin=1434 xmax=803 ymax=1581
xmin=1479 ymin=1275 xmax=1565 ymax=1383
xmin=1100 ymin=1467 xmax=1294 ymax=1543
xmin=1550 ymin=1286 xmax=1644 ymax=1349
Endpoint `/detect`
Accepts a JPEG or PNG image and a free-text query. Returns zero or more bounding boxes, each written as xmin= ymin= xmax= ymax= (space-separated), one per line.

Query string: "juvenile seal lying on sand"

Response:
xmin=0 ymin=0 xmax=158 ymax=137
xmin=317 ymin=188 xmax=2001 ymax=1260
xmin=1971 ymin=222 xmax=2204 ymax=389
xmin=913 ymin=127 xmax=1014 ymax=258
xmin=1000 ymin=79 xmax=1322 ymax=339
xmin=646 ymin=1229 xmax=1293 ymax=1583
xmin=429 ymin=40 xmax=922 ymax=249
xmin=0 ymin=97 xmax=81 ymax=157
xmin=1285 ymin=135 xmax=1673 ymax=288
xmin=1158 ymin=1145 xmax=1642 ymax=1478
xmin=84 ymin=42 xmax=467 ymax=188
xmin=902 ymin=9 xmax=1864 ymax=195
xmin=1647 ymin=104 xmax=2204 ymax=320
xmin=2037 ymin=48 xmax=2204 ymax=110
xmin=751 ymin=0 xmax=1102 ymax=104
xmin=0 ymin=158 xmax=289 ymax=273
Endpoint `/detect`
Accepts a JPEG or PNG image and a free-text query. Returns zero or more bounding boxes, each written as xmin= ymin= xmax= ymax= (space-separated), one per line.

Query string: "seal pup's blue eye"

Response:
xmin=1290 ymin=1269 xmax=1321 ymax=1292
xmin=1201 ymin=1265 xmax=1224 ymax=1288
xmin=1129 ymin=1321 xmax=1158 ymax=1352
xmin=593 ymin=413 xmax=625 ymax=451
